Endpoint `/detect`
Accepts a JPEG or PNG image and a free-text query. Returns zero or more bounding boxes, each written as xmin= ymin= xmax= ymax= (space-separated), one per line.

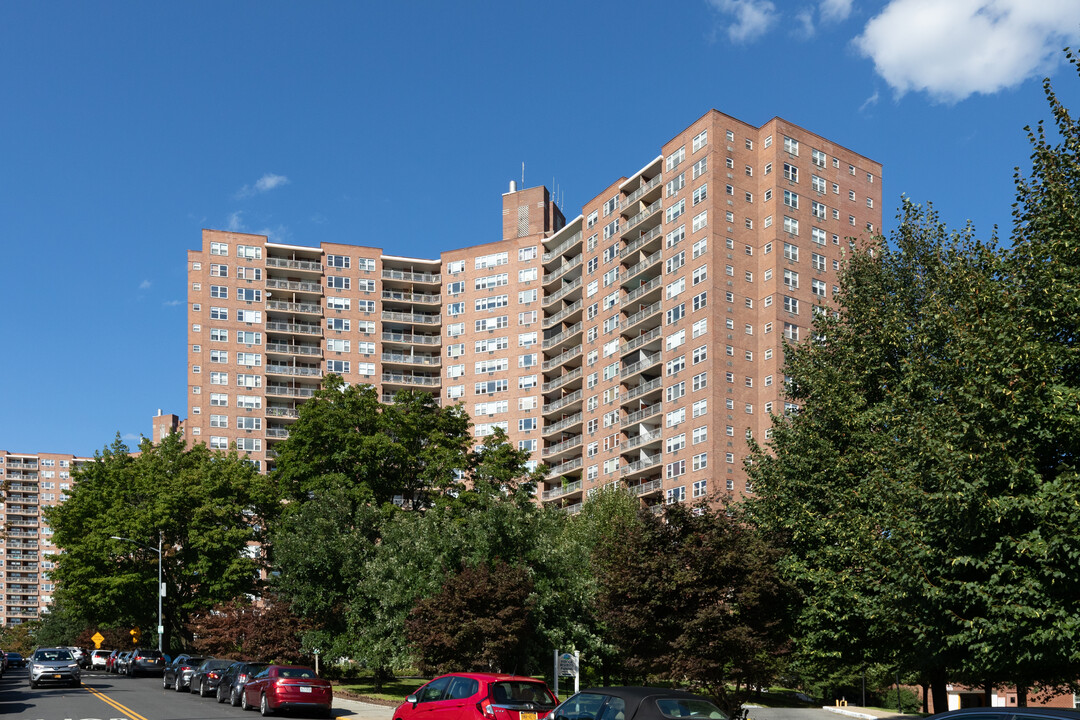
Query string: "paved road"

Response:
xmin=747 ymin=708 xmax=843 ymax=720
xmin=0 ymin=667 xmax=386 ymax=720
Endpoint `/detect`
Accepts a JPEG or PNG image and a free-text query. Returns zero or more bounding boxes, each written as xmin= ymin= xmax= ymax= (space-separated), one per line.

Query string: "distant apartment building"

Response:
xmin=185 ymin=110 xmax=882 ymax=510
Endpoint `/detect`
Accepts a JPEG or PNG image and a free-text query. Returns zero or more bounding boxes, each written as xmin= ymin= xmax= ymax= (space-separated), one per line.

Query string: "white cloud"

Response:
xmin=236 ymin=172 xmax=289 ymax=198
xmin=707 ymin=0 xmax=778 ymax=43
xmin=819 ymin=0 xmax=852 ymax=22
xmin=854 ymin=0 xmax=1080 ymax=102
xmin=859 ymin=89 xmax=880 ymax=112
xmin=795 ymin=8 xmax=816 ymax=37
xmin=256 ymin=224 xmax=291 ymax=244
xmin=139 ymin=279 xmax=151 ymax=290
xmin=226 ymin=211 xmax=244 ymax=232
xmin=163 ymin=299 xmax=183 ymax=307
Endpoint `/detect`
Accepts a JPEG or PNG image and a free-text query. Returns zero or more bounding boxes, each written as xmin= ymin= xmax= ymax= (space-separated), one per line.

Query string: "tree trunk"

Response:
xmin=1017 ymin=686 xmax=1027 ymax=707
xmin=929 ymin=666 xmax=949 ymax=715
xmin=922 ymin=683 xmax=929 ymax=714
xmin=983 ymin=681 xmax=992 ymax=707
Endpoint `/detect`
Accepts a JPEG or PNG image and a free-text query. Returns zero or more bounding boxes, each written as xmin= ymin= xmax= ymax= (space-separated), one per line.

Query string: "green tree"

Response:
xmin=46 ymin=433 xmax=276 ymax=650
xmin=749 ymin=59 xmax=1080 ymax=705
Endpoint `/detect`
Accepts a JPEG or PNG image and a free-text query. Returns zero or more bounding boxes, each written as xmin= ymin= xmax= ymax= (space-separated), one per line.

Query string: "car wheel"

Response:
xmin=232 ymin=687 xmax=242 ymax=707
xmin=164 ymin=674 xmax=170 ymax=689
xmin=175 ymin=675 xmax=183 ymax=691
xmin=29 ymin=680 xmax=36 ymax=689
xmin=218 ymin=686 xmax=227 ymax=703
xmin=260 ymin=693 xmax=273 ymax=717
xmin=242 ymin=689 xmax=253 ymax=711
xmin=200 ymin=681 xmax=210 ymax=698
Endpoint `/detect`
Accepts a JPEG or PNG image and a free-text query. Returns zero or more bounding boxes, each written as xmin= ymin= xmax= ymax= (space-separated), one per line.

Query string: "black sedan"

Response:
xmin=163 ymin=654 xmax=206 ymax=692
xmin=216 ymin=661 xmax=270 ymax=706
xmin=552 ymin=687 xmax=727 ymax=720
xmin=127 ymin=648 xmax=166 ymax=676
xmin=7 ymin=652 xmax=26 ymax=669
xmin=189 ymin=658 xmax=234 ymax=697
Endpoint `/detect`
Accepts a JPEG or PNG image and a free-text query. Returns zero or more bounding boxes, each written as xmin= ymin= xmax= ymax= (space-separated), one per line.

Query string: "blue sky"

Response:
xmin=2 ymin=0 xmax=1079 ymax=457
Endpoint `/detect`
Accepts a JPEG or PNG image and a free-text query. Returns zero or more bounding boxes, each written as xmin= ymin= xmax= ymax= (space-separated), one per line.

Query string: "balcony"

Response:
xmin=266 ymin=300 xmax=322 ymax=315
xmin=620 ymin=326 xmax=662 ymax=355
xmin=542 ymin=231 xmax=582 ymax=263
xmin=265 ymin=364 xmax=321 ymax=378
xmin=542 ymin=299 xmax=584 ymax=329
xmin=622 ymin=198 xmax=662 ymax=234
xmin=381 ymin=353 xmax=441 ymax=366
xmin=382 ymin=331 xmax=441 ymax=346
xmin=620 ymin=175 xmax=663 ymax=209
xmin=5 ymin=460 xmax=38 ymax=469
xmin=621 ymin=403 xmax=662 ymax=427
xmin=381 ymin=310 xmax=441 ymax=325
xmin=542 ymin=479 xmax=583 ymax=501
xmin=266 ymin=257 xmax=323 ymax=273
xmin=621 ymin=455 xmax=661 ymax=477
xmin=623 ymin=275 xmax=662 ymax=305
xmin=265 ymin=279 xmax=322 ymax=294
xmin=620 ymin=226 xmax=662 ymax=260
xmin=625 ymin=429 xmax=662 ymax=450
xmin=265 ymin=407 xmax=300 ymax=419
xmin=381 ymin=393 xmax=442 ymax=406
xmin=620 ymin=353 xmax=660 ymax=379
xmin=382 ymin=290 xmax=441 ymax=304
xmin=265 ymin=386 xmax=317 ymax=398
xmin=543 ymin=412 xmax=582 ymax=436
xmin=542 ymin=367 xmax=583 ymax=393
xmin=542 ymin=389 xmax=583 ymax=415
xmin=8 ymin=485 xmax=39 ymax=492
xmin=265 ymin=342 xmax=323 ymax=358
xmin=542 ymin=255 xmax=583 ymax=285
xmin=546 ymin=457 xmax=584 ymax=477
xmin=542 ymin=276 xmax=583 ymax=307
xmin=559 ymin=502 xmax=583 ymax=515
xmin=542 ymin=435 xmax=583 ymax=458
xmin=266 ymin=321 xmax=323 ymax=336
xmin=265 ymin=427 xmax=290 ymax=439
xmin=624 ymin=377 xmax=663 ymax=403
xmin=6 ymin=472 xmax=38 ymax=481
xmin=382 ymin=269 xmax=441 ymax=284
xmin=623 ymin=301 xmax=662 ymax=330
xmin=622 ymin=249 xmax=662 ymax=282
xmin=381 ymin=373 xmax=440 ymax=387
xmin=542 ymin=322 xmax=583 ymax=350
xmin=542 ymin=344 xmax=582 ymax=371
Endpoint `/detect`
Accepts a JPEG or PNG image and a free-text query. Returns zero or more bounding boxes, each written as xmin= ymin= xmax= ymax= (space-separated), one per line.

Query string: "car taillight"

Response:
xmin=239 ymin=674 xmax=249 ymax=682
xmin=209 ymin=672 xmax=219 ymax=679
xmin=477 ymin=698 xmax=496 ymax=717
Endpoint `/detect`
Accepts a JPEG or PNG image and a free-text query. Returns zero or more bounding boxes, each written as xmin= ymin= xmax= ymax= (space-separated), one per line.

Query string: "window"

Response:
xmin=518 ymin=417 xmax=536 ymax=431
xmin=667 ymin=382 xmax=686 ymax=403
xmin=475 ymin=379 xmax=508 ymax=395
xmin=692 ymin=158 xmax=707 ymax=179
xmin=210 ymin=285 xmax=227 ymax=299
xmin=237 ymin=244 xmax=261 ymax=259
xmin=666 ymin=251 xmax=685 ymax=274
xmin=692 ymin=345 xmax=707 ymax=364
xmin=867 ymin=196 xmax=874 ymax=208
xmin=519 ymin=374 xmax=537 ymax=389
xmin=327 ymin=276 xmax=350 ymax=290
xmin=693 ymin=129 xmax=708 ymax=151
xmin=666 ymin=408 xmax=686 ymax=428
xmin=783 ymin=190 xmax=799 ymax=209
xmin=667 ymin=355 xmax=686 ymax=375
xmin=692 ymin=372 xmax=707 ymax=391
xmin=783 ymin=163 xmax=798 ymax=183
xmin=692 ymin=184 xmax=707 ymax=205
xmin=784 ymin=322 xmax=800 ymax=340
xmin=519 ymin=246 xmax=538 ymax=261
xmin=667 ymin=278 xmax=686 ymax=299
xmin=692 ymin=292 xmax=707 ymax=312
xmin=210 ymin=263 xmax=228 ymax=277
xmin=519 ymin=310 xmax=537 ymax=325
xmin=784 ymin=216 xmax=799 ymax=235
xmin=210 ymin=349 xmax=228 ymax=364
xmin=784 ymin=269 xmax=799 ymax=289
xmin=475 ymin=315 xmax=509 ymax=332
xmin=692 ymin=238 xmax=707 ymax=259
xmin=783 ymin=243 xmax=799 ymax=262
xmin=210 ymin=393 xmax=227 ymax=407
xmin=326 ymin=254 xmax=350 ymax=268
xmin=237 ymin=352 xmax=261 ymax=366
xmin=475 ymin=252 xmax=508 ymax=270
xmin=666 ymin=329 xmax=686 ymax=350
xmin=812 ymin=279 xmax=827 ymax=297
xmin=210 ymin=241 xmax=228 ymax=256
xmin=519 ymin=267 xmax=538 ymax=282
xmin=811 ymin=175 xmax=826 ymax=194
xmin=665 ymin=146 xmax=685 ymax=171
xmin=237 ymin=394 xmax=260 ymax=409
xmin=666 ymin=461 xmax=686 ymax=480
xmin=327 ymin=318 xmax=350 ymax=331
xmin=237 ymin=416 xmax=262 ymax=431
xmin=210 ymin=371 xmax=227 ymax=385
xmin=447 ymin=260 xmax=465 ymax=274
xmin=812 ymin=201 xmax=826 ymax=220
xmin=666 ymin=199 xmax=686 ymax=223
xmin=210 ymin=414 xmax=228 ymax=428
xmin=812 ymin=148 xmax=826 ymax=167
xmin=666 ymin=433 xmax=686 ymax=453
xmin=475 ymin=273 xmax=509 ymax=291
xmin=784 ymin=136 xmax=799 ymax=155
xmin=666 ymin=172 xmax=686 ymax=196
xmin=692 ymin=211 xmax=707 ymax=232
xmin=784 ymin=296 xmax=799 ymax=314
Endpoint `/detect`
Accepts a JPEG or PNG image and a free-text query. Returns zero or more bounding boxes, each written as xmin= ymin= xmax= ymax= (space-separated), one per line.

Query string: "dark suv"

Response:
xmin=127 ymin=648 xmax=165 ymax=676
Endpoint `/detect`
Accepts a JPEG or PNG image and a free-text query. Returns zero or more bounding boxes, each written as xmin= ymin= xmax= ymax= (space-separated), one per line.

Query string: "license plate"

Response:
xmin=521 ymin=713 xmax=537 ymax=720
xmin=300 ymin=687 xmax=312 ymax=693
xmin=53 ymin=674 xmax=62 ymax=679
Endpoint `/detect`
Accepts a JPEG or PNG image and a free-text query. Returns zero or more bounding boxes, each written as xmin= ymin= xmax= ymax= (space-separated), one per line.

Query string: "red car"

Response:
xmin=241 ymin=665 xmax=332 ymax=717
xmin=395 ymin=673 xmax=558 ymax=720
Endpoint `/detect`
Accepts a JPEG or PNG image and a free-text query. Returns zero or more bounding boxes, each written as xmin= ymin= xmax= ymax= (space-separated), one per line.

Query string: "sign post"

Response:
xmin=554 ymin=650 xmax=580 ymax=699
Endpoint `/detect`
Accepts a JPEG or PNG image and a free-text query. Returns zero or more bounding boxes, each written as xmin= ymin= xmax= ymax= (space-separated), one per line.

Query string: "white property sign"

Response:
xmin=554 ymin=650 xmax=580 ymax=698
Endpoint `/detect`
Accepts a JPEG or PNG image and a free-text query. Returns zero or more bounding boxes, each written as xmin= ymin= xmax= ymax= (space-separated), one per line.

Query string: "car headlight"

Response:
xmin=32 ymin=664 xmax=44 ymax=671
xmin=69 ymin=664 xmax=79 ymax=669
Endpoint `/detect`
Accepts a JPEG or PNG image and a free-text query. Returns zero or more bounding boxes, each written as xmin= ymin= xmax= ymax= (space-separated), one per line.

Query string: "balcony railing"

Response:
xmin=381 ymin=311 xmax=441 ymax=325
xmin=382 ymin=290 xmax=441 ymax=304
xmin=620 ymin=175 xmax=663 ymax=209
xmin=629 ymin=478 xmax=663 ymax=496
xmin=382 ymin=269 xmax=441 ymax=284
xmin=542 ymin=255 xmax=583 ymax=285
xmin=625 ymin=198 xmax=662 ymax=231
xmin=266 ymin=427 xmax=290 ymax=439
xmin=623 ymin=275 xmax=663 ymax=305
xmin=621 ymin=403 xmax=662 ymax=427
xmin=559 ymin=502 xmax=583 ymax=515
xmin=267 ymin=300 xmax=322 ymax=315
xmin=620 ymin=353 xmax=660 ymax=378
xmin=265 ymin=407 xmax=300 ymax=419
xmin=624 ymin=377 xmax=663 ymax=402
xmin=542 ymin=299 xmax=584 ymax=329
xmin=624 ymin=301 xmax=662 ymax=328
xmin=381 ymin=353 xmax=441 ymax=366
xmin=622 ymin=249 xmax=662 ymax=281
xmin=265 ymin=279 xmax=323 ymax=294
xmin=620 ymin=326 xmax=662 ymax=355
xmin=625 ymin=429 xmax=662 ymax=450
xmin=382 ymin=331 xmax=441 ymax=345
xmin=266 ymin=257 xmax=323 ymax=272
xmin=265 ymin=386 xmax=317 ymax=398
xmin=546 ymin=457 xmax=584 ymax=477
xmin=266 ymin=321 xmax=323 ymax=336
xmin=542 ymin=479 xmax=583 ymax=500
xmin=542 ymin=276 xmax=583 ymax=307
xmin=5 ymin=461 xmax=38 ymax=469
xmin=265 ymin=364 xmax=322 ymax=378
xmin=542 ymin=367 xmax=583 ymax=393
xmin=542 ymin=389 xmax=583 ymax=414
xmin=381 ymin=373 xmax=440 ymax=387
xmin=542 ymin=322 xmax=583 ymax=350
xmin=543 ymin=412 xmax=582 ymax=436
xmin=542 ymin=232 xmax=582 ymax=263
xmin=542 ymin=344 xmax=582 ymax=371
xmin=542 ymin=435 xmax=583 ymax=458
xmin=621 ymin=455 xmax=661 ymax=476
xmin=265 ymin=342 xmax=322 ymax=357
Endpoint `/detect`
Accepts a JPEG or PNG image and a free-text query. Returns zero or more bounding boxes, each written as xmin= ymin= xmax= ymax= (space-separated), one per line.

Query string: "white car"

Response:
xmin=90 ymin=649 xmax=110 ymax=669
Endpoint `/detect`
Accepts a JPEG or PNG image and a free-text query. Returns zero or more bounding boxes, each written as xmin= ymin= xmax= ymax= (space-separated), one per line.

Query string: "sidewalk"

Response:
xmin=823 ymin=705 xmax=910 ymax=720
xmin=332 ymin=694 xmax=396 ymax=720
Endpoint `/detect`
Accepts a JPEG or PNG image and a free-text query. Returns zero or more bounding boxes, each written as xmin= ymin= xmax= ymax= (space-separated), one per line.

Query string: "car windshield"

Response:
xmin=205 ymin=659 xmax=233 ymax=669
xmin=654 ymin=698 xmax=727 ymax=719
xmin=279 ymin=668 xmax=316 ymax=679
xmin=34 ymin=650 xmax=73 ymax=662
xmin=491 ymin=681 xmax=556 ymax=708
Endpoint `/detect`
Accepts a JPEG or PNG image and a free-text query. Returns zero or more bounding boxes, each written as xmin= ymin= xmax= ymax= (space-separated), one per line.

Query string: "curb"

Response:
xmin=823 ymin=707 xmax=879 ymax=720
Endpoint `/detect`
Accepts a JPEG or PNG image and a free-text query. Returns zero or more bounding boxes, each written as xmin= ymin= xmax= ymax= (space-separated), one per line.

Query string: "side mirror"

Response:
xmin=407 ymin=694 xmax=419 ymax=706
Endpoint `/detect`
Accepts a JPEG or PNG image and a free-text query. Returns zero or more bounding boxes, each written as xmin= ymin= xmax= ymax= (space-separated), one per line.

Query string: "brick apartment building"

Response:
xmin=184 ymin=109 xmax=882 ymax=509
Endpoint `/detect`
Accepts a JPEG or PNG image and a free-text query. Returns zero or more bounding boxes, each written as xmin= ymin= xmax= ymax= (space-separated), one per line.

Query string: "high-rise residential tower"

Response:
xmin=185 ymin=110 xmax=881 ymax=509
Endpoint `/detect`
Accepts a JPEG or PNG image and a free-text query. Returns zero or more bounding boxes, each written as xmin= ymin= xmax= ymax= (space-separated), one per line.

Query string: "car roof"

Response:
xmin=929 ymin=710 xmax=1080 ymax=720
xmin=577 ymin=687 xmax=715 ymax=702
xmin=436 ymin=672 xmax=550 ymax=682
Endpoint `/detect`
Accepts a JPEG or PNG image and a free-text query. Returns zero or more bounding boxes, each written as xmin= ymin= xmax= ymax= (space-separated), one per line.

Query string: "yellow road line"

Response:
xmin=83 ymin=683 xmax=153 ymax=720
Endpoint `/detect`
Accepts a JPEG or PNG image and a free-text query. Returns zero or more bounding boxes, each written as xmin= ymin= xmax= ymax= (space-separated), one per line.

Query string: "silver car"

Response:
xmin=29 ymin=647 xmax=80 ymax=688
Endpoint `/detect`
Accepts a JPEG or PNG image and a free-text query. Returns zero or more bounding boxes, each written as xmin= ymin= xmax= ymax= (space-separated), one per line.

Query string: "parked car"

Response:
xmin=218 ymin=661 xmax=270 ymax=706
xmin=926 ymin=710 xmax=1080 ymax=720
xmin=90 ymin=649 xmax=111 ymax=669
xmin=163 ymin=654 xmax=206 ymax=692
xmin=66 ymin=647 xmax=87 ymax=668
xmin=28 ymin=647 xmax=81 ymax=689
xmin=550 ymin=687 xmax=727 ymax=720
xmin=190 ymin=658 xmax=235 ymax=697
xmin=127 ymin=648 xmax=166 ymax=676
xmin=105 ymin=649 xmax=123 ymax=673
xmin=7 ymin=652 xmax=26 ymax=669
xmin=241 ymin=664 xmax=332 ymax=717
xmin=395 ymin=673 xmax=559 ymax=720
xmin=115 ymin=651 xmax=134 ymax=674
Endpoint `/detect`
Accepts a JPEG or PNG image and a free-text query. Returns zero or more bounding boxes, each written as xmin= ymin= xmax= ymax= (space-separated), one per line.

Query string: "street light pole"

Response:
xmin=110 ymin=533 xmax=164 ymax=652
